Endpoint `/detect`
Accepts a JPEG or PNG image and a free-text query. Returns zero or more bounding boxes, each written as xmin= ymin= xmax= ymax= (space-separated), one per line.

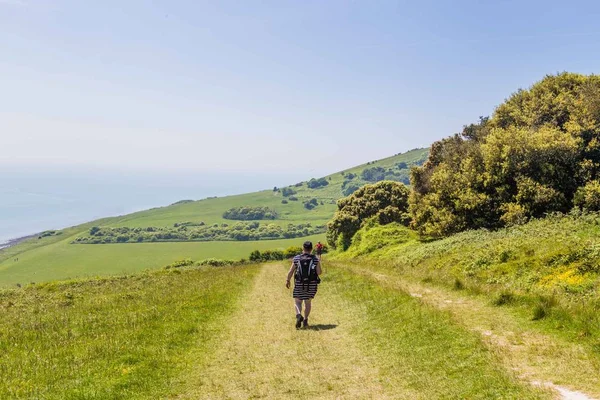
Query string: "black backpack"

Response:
xmin=295 ymin=254 xmax=320 ymax=285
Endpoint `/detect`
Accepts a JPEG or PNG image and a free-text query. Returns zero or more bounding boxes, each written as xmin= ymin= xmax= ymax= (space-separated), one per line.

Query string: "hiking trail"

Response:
xmin=171 ymin=262 xmax=598 ymax=400
xmin=174 ymin=263 xmax=394 ymax=399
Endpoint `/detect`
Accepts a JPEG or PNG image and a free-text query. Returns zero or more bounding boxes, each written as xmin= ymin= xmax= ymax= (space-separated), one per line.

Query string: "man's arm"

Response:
xmin=316 ymin=258 xmax=322 ymax=275
xmin=286 ymin=261 xmax=296 ymax=288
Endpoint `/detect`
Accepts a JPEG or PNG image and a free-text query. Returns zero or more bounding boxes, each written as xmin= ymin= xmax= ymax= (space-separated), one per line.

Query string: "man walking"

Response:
xmin=315 ymin=241 xmax=324 ymax=259
xmin=286 ymin=241 xmax=322 ymax=328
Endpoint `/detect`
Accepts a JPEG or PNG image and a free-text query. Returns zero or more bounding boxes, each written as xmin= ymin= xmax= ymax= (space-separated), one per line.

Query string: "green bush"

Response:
xmin=197 ymin=258 xmax=236 ymax=267
xmin=222 ymin=206 xmax=277 ymax=220
xmin=164 ymin=258 xmax=194 ymax=269
xmin=304 ymin=198 xmax=318 ymax=210
xmin=73 ymin=222 xmax=325 ymax=244
xmin=284 ymin=246 xmax=303 ymax=258
xmin=307 ymin=178 xmax=329 ymax=189
xmin=281 ymin=187 xmax=297 ymax=197
xmin=574 ymin=180 xmax=600 ymax=211
xmin=327 ymin=181 xmax=410 ymax=249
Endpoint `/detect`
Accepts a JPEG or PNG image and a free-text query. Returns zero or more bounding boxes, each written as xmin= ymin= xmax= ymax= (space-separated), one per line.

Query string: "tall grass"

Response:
xmin=0 ymin=264 xmax=259 ymax=399
xmin=335 ymin=212 xmax=600 ymax=343
xmin=327 ymin=266 xmax=549 ymax=399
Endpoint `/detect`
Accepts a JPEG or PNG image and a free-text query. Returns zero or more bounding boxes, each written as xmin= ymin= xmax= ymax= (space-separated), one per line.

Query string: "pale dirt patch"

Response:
xmin=348 ymin=264 xmax=600 ymax=400
xmin=174 ymin=263 xmax=397 ymax=400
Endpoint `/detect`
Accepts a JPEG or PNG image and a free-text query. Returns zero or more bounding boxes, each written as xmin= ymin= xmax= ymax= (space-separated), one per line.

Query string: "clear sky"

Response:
xmin=1 ymin=0 xmax=600 ymax=175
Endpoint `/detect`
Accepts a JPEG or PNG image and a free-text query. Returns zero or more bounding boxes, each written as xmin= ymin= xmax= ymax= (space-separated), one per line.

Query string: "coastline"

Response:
xmin=0 ymin=234 xmax=37 ymax=251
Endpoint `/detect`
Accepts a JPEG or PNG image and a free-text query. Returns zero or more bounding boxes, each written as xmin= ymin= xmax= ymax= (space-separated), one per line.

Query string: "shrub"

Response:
xmin=164 ymin=258 xmax=194 ymax=269
xmin=493 ymin=291 xmax=514 ymax=306
xmin=307 ymin=177 xmax=329 ymax=189
xmin=327 ymin=181 xmax=410 ymax=249
xmin=532 ymin=295 xmax=557 ymax=320
xmin=453 ymin=278 xmax=464 ymax=290
xmin=249 ymin=250 xmax=261 ymax=262
xmin=303 ymin=198 xmax=318 ymax=210
xmin=198 ymin=258 xmax=235 ymax=267
xmin=284 ymin=246 xmax=303 ymax=258
xmin=282 ymin=187 xmax=297 ymax=197
xmin=361 ymin=166 xmax=386 ymax=182
xmin=574 ymin=181 xmax=600 ymax=211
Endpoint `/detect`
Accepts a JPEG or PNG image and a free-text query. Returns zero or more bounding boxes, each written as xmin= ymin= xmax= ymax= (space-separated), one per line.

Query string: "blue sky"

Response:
xmin=1 ymin=0 xmax=600 ymax=175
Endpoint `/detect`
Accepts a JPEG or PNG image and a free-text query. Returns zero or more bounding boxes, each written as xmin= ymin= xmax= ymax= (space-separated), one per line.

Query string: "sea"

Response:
xmin=0 ymin=166 xmax=307 ymax=245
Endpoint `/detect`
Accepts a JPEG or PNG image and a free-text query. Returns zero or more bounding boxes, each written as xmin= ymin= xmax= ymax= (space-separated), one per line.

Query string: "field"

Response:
xmin=0 ymin=234 xmax=324 ymax=287
xmin=0 ymin=262 xmax=553 ymax=399
xmin=0 ymin=264 xmax=260 ymax=399
xmin=0 ymin=149 xmax=427 ymax=287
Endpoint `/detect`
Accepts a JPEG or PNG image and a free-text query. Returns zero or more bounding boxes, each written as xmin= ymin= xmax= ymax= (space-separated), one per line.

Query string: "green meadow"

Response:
xmin=0 ymin=234 xmax=325 ymax=287
xmin=0 ymin=149 xmax=427 ymax=287
xmin=0 ymin=262 xmax=551 ymax=399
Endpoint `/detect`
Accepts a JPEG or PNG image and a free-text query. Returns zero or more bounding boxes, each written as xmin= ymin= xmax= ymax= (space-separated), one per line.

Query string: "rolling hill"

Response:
xmin=0 ymin=148 xmax=428 ymax=287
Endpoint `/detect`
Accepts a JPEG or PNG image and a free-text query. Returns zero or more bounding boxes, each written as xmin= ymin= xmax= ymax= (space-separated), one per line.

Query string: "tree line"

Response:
xmin=328 ymin=73 xmax=600 ymax=248
xmin=222 ymin=206 xmax=278 ymax=220
xmin=74 ymin=222 xmax=326 ymax=244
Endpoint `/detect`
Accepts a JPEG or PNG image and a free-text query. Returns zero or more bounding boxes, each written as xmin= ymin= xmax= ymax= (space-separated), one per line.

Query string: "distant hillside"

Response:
xmin=0 ymin=148 xmax=428 ymax=286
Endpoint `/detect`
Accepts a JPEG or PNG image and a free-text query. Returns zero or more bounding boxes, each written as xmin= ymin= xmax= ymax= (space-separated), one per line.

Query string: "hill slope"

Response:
xmin=0 ymin=148 xmax=427 ymax=287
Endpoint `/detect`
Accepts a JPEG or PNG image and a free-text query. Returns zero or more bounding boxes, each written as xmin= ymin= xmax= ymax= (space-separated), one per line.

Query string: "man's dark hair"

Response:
xmin=303 ymin=241 xmax=313 ymax=250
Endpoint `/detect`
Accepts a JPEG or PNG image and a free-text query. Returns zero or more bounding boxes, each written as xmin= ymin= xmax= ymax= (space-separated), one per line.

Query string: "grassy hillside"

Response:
xmin=334 ymin=212 xmax=600 ymax=343
xmin=0 ymin=148 xmax=427 ymax=287
xmin=0 ymin=264 xmax=260 ymax=399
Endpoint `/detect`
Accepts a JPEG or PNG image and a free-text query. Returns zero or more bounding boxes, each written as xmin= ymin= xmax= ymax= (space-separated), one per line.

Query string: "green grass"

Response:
xmin=334 ymin=212 xmax=600 ymax=345
xmin=326 ymin=264 xmax=549 ymax=399
xmin=0 ymin=263 xmax=260 ymax=399
xmin=0 ymin=234 xmax=324 ymax=287
xmin=0 ymin=148 xmax=427 ymax=286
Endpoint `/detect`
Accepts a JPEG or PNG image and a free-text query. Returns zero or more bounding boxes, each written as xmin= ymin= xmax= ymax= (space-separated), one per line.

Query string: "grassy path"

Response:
xmin=175 ymin=263 xmax=391 ymax=399
xmin=174 ymin=263 xmax=548 ymax=399
xmin=336 ymin=261 xmax=600 ymax=400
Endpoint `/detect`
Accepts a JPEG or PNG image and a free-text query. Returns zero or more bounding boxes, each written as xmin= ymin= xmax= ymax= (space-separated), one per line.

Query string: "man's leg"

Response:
xmin=295 ymin=298 xmax=304 ymax=328
xmin=304 ymin=299 xmax=312 ymax=319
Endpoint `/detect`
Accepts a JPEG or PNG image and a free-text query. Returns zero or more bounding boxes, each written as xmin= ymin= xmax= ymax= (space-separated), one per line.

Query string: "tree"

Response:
xmin=361 ymin=167 xmax=386 ymax=182
xmin=327 ymin=181 xmax=410 ymax=250
xmin=410 ymin=73 xmax=600 ymax=237
xmin=304 ymin=198 xmax=318 ymax=210
xmin=281 ymin=187 xmax=297 ymax=197
xmin=307 ymin=178 xmax=329 ymax=189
